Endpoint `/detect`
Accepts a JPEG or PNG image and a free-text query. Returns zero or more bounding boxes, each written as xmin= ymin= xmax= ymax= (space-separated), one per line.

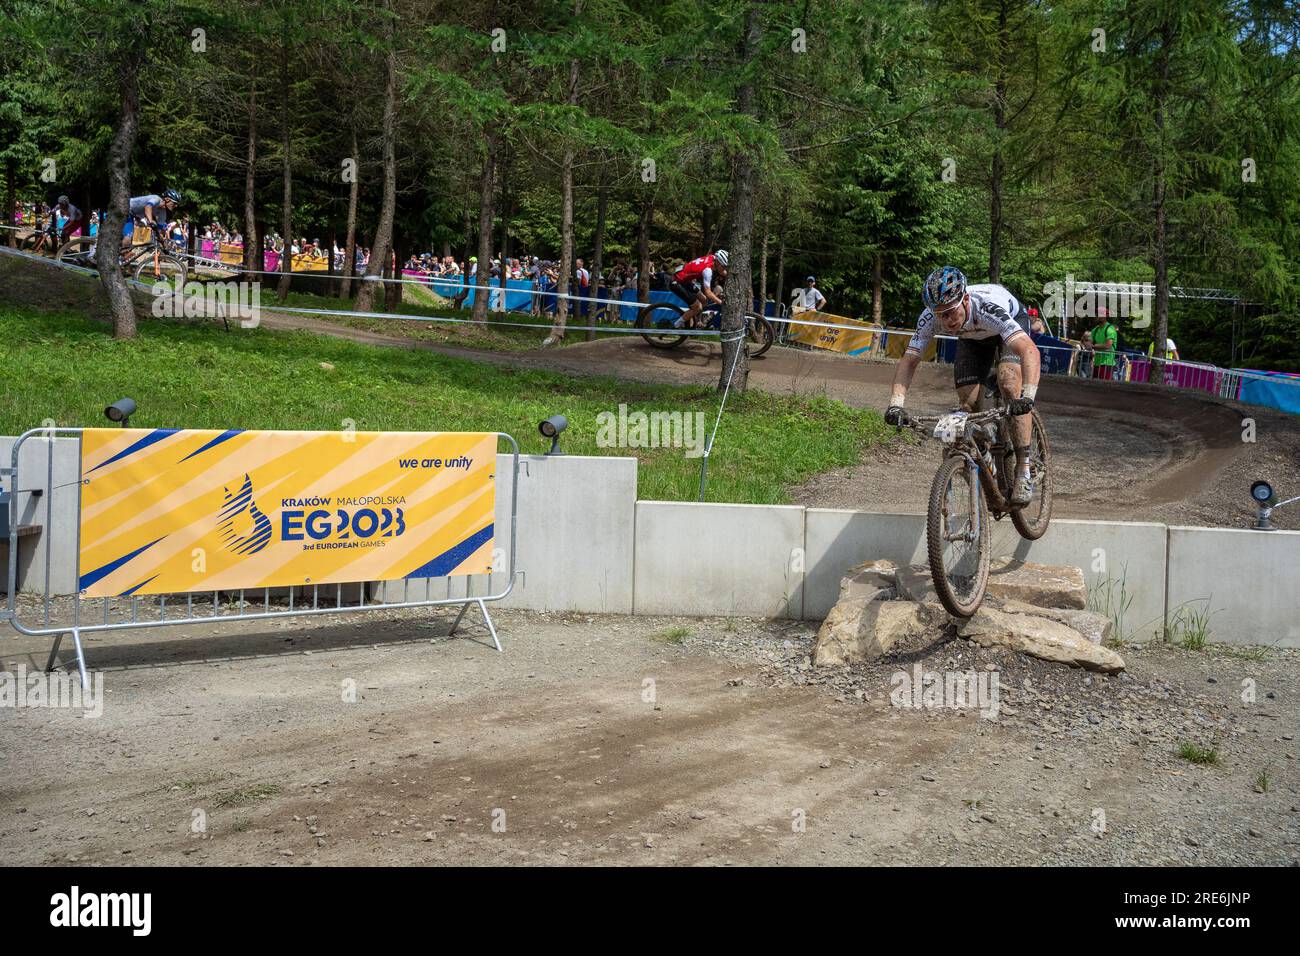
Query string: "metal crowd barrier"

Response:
xmin=3 ymin=428 xmax=521 ymax=689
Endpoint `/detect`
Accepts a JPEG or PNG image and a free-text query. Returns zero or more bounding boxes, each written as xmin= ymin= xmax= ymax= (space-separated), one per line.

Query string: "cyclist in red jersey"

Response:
xmin=668 ymin=249 xmax=729 ymax=328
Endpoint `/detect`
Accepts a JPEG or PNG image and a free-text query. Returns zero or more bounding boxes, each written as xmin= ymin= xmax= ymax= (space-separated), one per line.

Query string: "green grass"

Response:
xmin=1166 ymin=600 xmax=1217 ymax=650
xmin=1088 ymin=566 xmax=1135 ymax=646
xmin=0 ymin=306 xmax=892 ymax=504
xmin=652 ymin=625 xmax=691 ymax=644
xmin=1177 ymin=742 xmax=1219 ymax=765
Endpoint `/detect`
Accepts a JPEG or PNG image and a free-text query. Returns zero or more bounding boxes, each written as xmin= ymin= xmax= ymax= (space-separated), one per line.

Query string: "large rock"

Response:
xmin=958 ymin=607 xmax=1125 ymax=672
xmin=985 ymin=558 xmax=1087 ymax=610
xmin=1000 ymin=600 xmax=1112 ymax=645
xmin=813 ymin=598 xmax=940 ymax=667
xmin=896 ymin=560 xmax=1088 ymax=612
xmin=894 ymin=564 xmax=939 ymax=604
xmin=839 ymin=559 xmax=897 ymax=601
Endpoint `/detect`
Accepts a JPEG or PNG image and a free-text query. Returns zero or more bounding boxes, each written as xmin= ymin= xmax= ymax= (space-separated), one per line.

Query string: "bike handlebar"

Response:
xmin=904 ymin=407 xmax=1009 ymax=431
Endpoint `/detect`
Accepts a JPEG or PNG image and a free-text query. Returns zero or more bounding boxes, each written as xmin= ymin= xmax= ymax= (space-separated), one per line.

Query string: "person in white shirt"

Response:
xmin=1147 ymin=337 xmax=1179 ymax=361
xmin=792 ymin=276 xmax=827 ymax=313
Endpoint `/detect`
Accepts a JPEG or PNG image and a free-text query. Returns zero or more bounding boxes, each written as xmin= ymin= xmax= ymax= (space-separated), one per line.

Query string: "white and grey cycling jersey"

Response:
xmin=906 ymin=283 xmax=1026 ymax=354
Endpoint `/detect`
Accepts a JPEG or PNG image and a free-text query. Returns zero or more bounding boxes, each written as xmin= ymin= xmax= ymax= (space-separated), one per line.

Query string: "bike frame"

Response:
xmin=915 ymin=407 xmax=1015 ymax=516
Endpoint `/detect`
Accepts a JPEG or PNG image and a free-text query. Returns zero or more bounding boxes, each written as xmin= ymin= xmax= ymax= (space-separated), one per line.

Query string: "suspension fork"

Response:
xmin=943 ymin=449 xmax=984 ymax=543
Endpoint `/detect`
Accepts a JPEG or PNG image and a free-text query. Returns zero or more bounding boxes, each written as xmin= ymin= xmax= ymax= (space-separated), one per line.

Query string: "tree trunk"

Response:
xmin=550 ymin=145 xmax=575 ymax=342
xmin=276 ymin=35 xmax=293 ymax=301
xmin=988 ymin=0 xmax=1009 ymax=283
xmin=588 ymin=173 xmax=608 ymax=340
xmin=242 ymin=68 xmax=259 ymax=274
xmin=548 ymin=37 xmax=581 ymax=345
xmin=637 ymin=195 xmax=653 ymax=303
xmin=4 ymin=161 xmax=16 ymax=249
xmin=1151 ymin=19 xmax=1172 ymax=384
xmin=339 ymin=127 xmax=359 ymax=298
xmin=355 ymin=36 xmax=398 ymax=314
xmin=385 ymin=229 xmax=403 ymax=310
xmin=718 ymin=5 xmax=761 ymax=393
xmin=460 ymin=200 xmax=472 ymax=268
xmin=773 ymin=207 xmax=788 ymax=314
xmin=757 ymin=214 xmax=769 ymax=317
xmin=498 ymin=145 xmax=510 ymax=311
xmin=872 ymin=251 xmax=883 ymax=325
xmin=471 ymin=133 xmax=497 ymax=324
xmin=96 ymin=49 xmax=143 ymax=339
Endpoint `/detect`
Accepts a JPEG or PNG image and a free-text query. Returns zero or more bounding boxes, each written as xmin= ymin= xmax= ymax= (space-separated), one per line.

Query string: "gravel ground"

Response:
xmin=1 ymin=598 xmax=1296 ymax=867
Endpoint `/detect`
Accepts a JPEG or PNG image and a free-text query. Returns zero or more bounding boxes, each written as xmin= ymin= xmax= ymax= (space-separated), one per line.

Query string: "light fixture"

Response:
xmin=539 ymin=415 xmax=567 ymax=456
xmin=105 ymin=398 xmax=137 ymax=427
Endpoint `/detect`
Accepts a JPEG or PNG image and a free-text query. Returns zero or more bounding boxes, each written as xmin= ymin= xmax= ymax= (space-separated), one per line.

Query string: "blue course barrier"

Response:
xmin=418 ymin=275 xmax=689 ymax=323
xmin=1034 ymin=334 xmax=1074 ymax=374
xmin=1238 ymin=370 xmax=1300 ymax=415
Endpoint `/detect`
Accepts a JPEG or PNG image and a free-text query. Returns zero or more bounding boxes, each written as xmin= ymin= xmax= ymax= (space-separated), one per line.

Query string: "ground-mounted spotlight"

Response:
xmin=1251 ymin=480 xmax=1279 ymax=530
xmin=539 ymin=414 xmax=567 ymax=456
xmin=105 ymin=398 xmax=137 ymax=427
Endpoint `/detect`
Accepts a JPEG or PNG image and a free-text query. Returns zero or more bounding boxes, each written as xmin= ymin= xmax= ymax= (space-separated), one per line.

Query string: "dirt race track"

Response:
xmin=255 ymin=313 xmax=1300 ymax=531
xmin=1 ymin=602 xmax=1297 ymax=866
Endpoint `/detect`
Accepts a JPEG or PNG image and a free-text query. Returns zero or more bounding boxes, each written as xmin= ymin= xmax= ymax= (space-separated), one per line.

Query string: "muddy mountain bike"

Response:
xmin=635 ymin=296 xmax=774 ymax=357
xmin=902 ymin=384 xmax=1052 ymax=617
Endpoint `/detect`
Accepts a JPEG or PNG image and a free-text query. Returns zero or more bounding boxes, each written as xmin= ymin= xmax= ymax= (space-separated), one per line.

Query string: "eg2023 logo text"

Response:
xmin=219 ymin=475 xmax=407 ymax=552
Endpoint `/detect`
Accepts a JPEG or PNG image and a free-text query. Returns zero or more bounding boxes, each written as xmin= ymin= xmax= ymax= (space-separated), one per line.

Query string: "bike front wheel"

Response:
xmin=927 ymin=455 xmax=991 ymax=618
xmin=1011 ymin=409 xmax=1053 ymax=540
xmin=635 ymin=301 xmax=688 ymax=349
xmin=133 ymin=254 xmax=187 ymax=291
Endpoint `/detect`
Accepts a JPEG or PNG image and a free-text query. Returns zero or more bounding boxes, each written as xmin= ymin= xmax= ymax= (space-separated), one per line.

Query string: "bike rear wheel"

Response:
xmin=1010 ymin=409 xmax=1053 ymax=540
xmin=927 ymin=455 xmax=991 ymax=618
xmin=635 ymin=301 xmax=688 ymax=349
xmin=744 ymin=311 xmax=774 ymax=357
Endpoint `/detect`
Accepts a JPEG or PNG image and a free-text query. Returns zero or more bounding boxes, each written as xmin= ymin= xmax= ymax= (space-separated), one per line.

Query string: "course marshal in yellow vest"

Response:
xmin=77 ymin=428 xmax=497 ymax=598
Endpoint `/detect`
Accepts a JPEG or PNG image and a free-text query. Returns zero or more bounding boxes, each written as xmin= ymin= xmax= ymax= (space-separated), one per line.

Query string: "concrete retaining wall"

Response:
xmin=0 ymin=436 xmax=80 ymax=595
xmin=634 ymin=501 xmax=804 ymax=618
xmin=1166 ymin=526 xmax=1300 ymax=647
xmin=2 ymin=434 xmax=1292 ymax=646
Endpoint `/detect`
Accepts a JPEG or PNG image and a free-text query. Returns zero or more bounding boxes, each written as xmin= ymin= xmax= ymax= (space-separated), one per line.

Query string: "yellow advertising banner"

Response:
xmin=77 ymin=428 xmax=496 ymax=598
xmin=788 ymin=311 xmax=877 ymax=355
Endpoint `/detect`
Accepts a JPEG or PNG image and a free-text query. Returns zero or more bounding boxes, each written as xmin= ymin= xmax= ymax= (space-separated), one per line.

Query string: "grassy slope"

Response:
xmin=2 ymin=306 xmax=890 ymax=503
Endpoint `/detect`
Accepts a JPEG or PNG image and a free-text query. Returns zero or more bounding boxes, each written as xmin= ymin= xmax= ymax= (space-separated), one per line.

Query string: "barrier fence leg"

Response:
xmin=69 ymin=628 xmax=89 ymax=690
xmin=448 ymin=601 xmax=471 ymax=636
xmin=44 ymin=633 xmax=64 ymax=673
xmin=478 ymin=599 xmax=502 ymax=653
xmin=45 ymin=629 xmax=89 ymax=689
xmin=446 ymin=599 xmax=502 ymax=652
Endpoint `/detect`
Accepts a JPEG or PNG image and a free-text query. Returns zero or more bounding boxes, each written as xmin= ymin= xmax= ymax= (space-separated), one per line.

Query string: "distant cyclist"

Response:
xmin=668 ymin=249 xmax=729 ymax=328
xmin=52 ymin=195 xmax=86 ymax=245
xmin=885 ymin=266 xmax=1042 ymax=507
xmin=123 ymin=189 xmax=182 ymax=242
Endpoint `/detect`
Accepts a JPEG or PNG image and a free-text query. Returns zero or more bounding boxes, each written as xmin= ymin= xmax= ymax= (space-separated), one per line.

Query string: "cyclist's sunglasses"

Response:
xmin=933 ymin=297 xmax=966 ymax=323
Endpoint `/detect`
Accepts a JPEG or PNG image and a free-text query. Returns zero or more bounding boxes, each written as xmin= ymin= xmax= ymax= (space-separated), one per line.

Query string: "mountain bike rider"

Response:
xmin=668 ymin=250 xmax=729 ymax=329
xmin=123 ymin=189 xmax=182 ymax=242
xmin=51 ymin=196 xmax=86 ymax=245
xmin=885 ymin=266 xmax=1042 ymax=507
xmin=121 ymin=189 xmax=182 ymax=277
